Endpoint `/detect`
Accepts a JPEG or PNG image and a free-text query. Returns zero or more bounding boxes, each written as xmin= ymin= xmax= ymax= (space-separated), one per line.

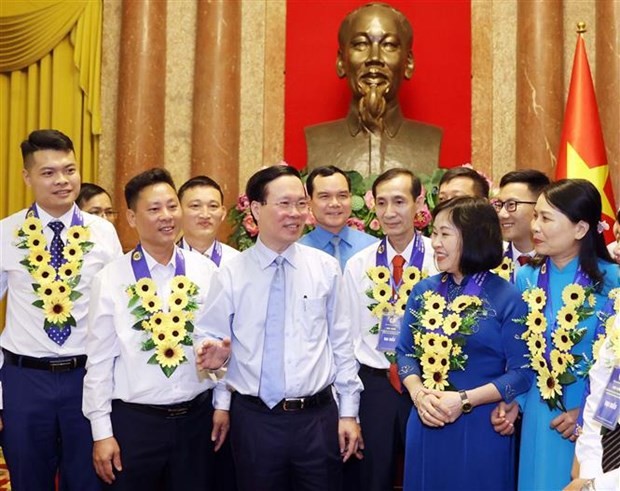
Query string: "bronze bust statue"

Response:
xmin=305 ymin=2 xmax=442 ymax=176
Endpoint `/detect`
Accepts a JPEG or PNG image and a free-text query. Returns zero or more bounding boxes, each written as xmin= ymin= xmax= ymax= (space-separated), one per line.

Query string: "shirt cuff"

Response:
xmin=337 ymin=392 xmax=360 ymax=419
xmin=91 ymin=415 xmax=114 ymax=442
xmin=212 ymin=386 xmax=231 ymax=410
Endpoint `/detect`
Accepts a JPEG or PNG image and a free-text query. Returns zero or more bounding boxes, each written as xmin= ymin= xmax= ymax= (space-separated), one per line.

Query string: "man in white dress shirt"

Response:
xmin=177 ymin=175 xmax=240 ymax=266
xmin=83 ymin=168 xmax=226 ymax=489
xmin=342 ymin=168 xmax=438 ymax=490
xmin=195 ymin=164 xmax=363 ymax=491
xmin=0 ymin=129 xmax=122 ymax=490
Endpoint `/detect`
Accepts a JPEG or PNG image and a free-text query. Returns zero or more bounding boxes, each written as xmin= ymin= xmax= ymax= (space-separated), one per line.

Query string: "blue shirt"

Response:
xmin=298 ymin=225 xmax=378 ymax=270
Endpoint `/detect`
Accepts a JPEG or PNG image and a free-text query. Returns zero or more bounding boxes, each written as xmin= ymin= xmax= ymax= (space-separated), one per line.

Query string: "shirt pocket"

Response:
xmin=298 ymin=296 xmax=327 ymax=342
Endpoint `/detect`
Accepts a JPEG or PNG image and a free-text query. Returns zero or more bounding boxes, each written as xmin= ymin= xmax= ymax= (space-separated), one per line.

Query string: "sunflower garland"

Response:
xmin=15 ymin=216 xmax=93 ymax=334
xmin=126 ymin=275 xmax=199 ymax=377
xmin=518 ymin=283 xmax=595 ymax=411
xmin=492 ymin=256 xmax=514 ymax=281
xmin=407 ymin=291 xmax=486 ymax=391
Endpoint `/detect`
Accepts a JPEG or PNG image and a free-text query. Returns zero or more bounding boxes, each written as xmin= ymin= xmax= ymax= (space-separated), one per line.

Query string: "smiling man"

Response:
xmin=299 ymin=166 xmax=377 ymax=270
xmin=194 ymin=165 xmax=363 ymax=491
xmin=177 ymin=175 xmax=240 ymax=266
xmin=305 ymin=3 xmax=442 ymax=176
xmin=342 ymin=168 xmax=437 ymax=490
xmin=83 ymin=168 xmax=227 ymax=489
xmin=0 ymin=129 xmax=122 ymax=490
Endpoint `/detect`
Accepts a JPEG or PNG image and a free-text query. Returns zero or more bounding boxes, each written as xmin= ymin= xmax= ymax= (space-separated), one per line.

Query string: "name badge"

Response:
xmin=376 ymin=314 xmax=402 ymax=352
xmin=594 ymin=366 xmax=620 ymax=431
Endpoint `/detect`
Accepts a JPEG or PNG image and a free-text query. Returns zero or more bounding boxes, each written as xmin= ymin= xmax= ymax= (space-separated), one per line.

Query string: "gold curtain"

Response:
xmin=0 ymin=0 xmax=103 ymax=219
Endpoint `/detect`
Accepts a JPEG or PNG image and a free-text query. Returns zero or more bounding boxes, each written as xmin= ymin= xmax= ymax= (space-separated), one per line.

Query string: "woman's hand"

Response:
xmin=416 ymin=391 xmax=451 ymax=427
xmin=433 ymin=390 xmax=463 ymax=423
xmin=490 ymin=401 xmax=519 ymax=436
xmin=550 ymin=407 xmax=580 ymax=441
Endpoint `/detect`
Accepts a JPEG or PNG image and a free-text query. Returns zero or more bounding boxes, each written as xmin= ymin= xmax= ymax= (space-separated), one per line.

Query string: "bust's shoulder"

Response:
xmin=398 ymin=119 xmax=443 ymax=141
xmin=305 ymin=119 xmax=349 ymax=139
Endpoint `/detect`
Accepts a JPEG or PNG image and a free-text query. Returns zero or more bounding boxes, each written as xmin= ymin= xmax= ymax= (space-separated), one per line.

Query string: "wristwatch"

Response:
xmin=459 ymin=390 xmax=472 ymax=413
xmin=581 ymin=478 xmax=595 ymax=491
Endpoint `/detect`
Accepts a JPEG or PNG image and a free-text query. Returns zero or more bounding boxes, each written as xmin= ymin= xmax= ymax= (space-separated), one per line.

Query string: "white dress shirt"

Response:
xmin=342 ymin=234 xmax=437 ymax=369
xmin=577 ymin=330 xmax=620 ymax=490
xmin=83 ymin=247 xmax=226 ymax=441
xmin=194 ymin=238 xmax=363 ymax=418
xmin=509 ymin=242 xmax=535 ymax=279
xmin=178 ymin=237 xmax=240 ymax=266
xmin=0 ymin=204 xmax=122 ymax=407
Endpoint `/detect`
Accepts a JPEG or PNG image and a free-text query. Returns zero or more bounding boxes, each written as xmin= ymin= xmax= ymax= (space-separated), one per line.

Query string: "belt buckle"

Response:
xmin=282 ymin=398 xmax=304 ymax=411
xmin=49 ymin=359 xmax=75 ymax=373
xmin=166 ymin=406 xmax=190 ymax=418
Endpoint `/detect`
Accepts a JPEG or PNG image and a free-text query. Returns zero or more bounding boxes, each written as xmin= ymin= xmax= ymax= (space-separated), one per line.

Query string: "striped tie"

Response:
xmin=602 ymin=424 xmax=620 ymax=472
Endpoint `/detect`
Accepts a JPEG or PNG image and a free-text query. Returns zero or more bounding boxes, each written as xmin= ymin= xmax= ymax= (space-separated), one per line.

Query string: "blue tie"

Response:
xmin=330 ymin=235 xmax=342 ymax=269
xmin=47 ymin=221 xmax=71 ymax=345
xmin=48 ymin=221 xmax=65 ymax=271
xmin=259 ymin=256 xmax=286 ymax=408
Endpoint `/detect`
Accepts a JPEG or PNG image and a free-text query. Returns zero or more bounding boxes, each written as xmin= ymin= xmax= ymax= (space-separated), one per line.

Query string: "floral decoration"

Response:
xmin=518 ymin=283 xmax=595 ymax=411
xmin=15 ymin=216 xmax=93 ymax=333
xmin=406 ymin=290 xmax=487 ymax=391
xmin=126 ymin=275 xmax=200 ymax=377
xmin=493 ymin=256 xmax=514 ymax=281
xmin=590 ymin=288 xmax=620 ymax=365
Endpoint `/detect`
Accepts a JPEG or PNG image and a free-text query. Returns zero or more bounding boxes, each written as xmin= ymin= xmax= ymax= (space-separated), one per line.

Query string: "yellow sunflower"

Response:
xmin=22 ymin=216 xmax=42 ymax=235
xmin=393 ymin=296 xmax=408 ymax=315
xmin=422 ymin=369 xmax=450 ymax=391
xmin=43 ymin=295 xmax=73 ymax=324
xmin=605 ymin=315 xmax=616 ymax=333
xmin=610 ymin=329 xmax=620 ymax=361
xmin=413 ymin=332 xmax=422 ymax=346
xmin=50 ymin=281 xmax=70 ymax=298
xmin=551 ymin=328 xmax=573 ymax=352
xmin=536 ymin=368 xmax=563 ymax=400
xmin=526 ymin=334 xmax=546 ymax=356
xmin=32 ymin=264 xmax=57 ymax=284
xmin=397 ymin=284 xmax=413 ymax=302
xmin=28 ymin=249 xmax=51 ymax=267
xmin=135 ymin=278 xmax=157 ymax=298
xmin=550 ymin=349 xmax=572 ymax=375
xmin=493 ymin=257 xmax=513 ymax=280
xmin=451 ymin=295 xmax=481 ymax=313
xmin=142 ymin=294 xmax=163 ymax=314
xmin=451 ymin=344 xmax=462 ymax=356
xmin=168 ymin=324 xmax=188 ymax=342
xmin=372 ymin=283 xmax=392 ymax=304
xmin=62 ymin=244 xmax=83 ymax=263
xmin=38 ymin=284 xmax=56 ymax=300
xmin=372 ymin=302 xmax=393 ymax=318
xmin=421 ymin=310 xmax=443 ymax=331
xmin=420 ymin=352 xmax=440 ymax=370
xmin=171 ymin=275 xmax=192 ymax=294
xmin=152 ymin=327 xmax=172 ymax=345
xmin=591 ymin=334 xmax=606 ymax=361
xmin=368 ymin=266 xmax=391 ymax=284
xmin=66 ymin=226 xmax=90 ymax=243
xmin=424 ymin=293 xmax=446 ymax=313
xmin=58 ymin=262 xmax=80 ymax=280
xmin=442 ymin=313 xmax=461 ymax=335
xmin=531 ymin=354 xmax=548 ymax=372
xmin=169 ymin=311 xmax=188 ymax=329
xmin=524 ymin=288 xmax=546 ymax=310
xmin=526 ymin=311 xmax=547 ymax=335
xmin=402 ymin=267 xmax=421 ymax=287
xmin=26 ymin=232 xmax=46 ymax=250
xmin=433 ymin=334 xmax=452 ymax=354
xmin=155 ymin=340 xmax=186 ymax=368
xmin=556 ymin=305 xmax=579 ymax=330
xmin=561 ymin=284 xmax=585 ymax=307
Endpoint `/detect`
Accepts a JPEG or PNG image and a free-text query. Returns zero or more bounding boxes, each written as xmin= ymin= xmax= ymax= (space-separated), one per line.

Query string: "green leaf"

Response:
xmin=67 ymin=315 xmax=77 ymax=327
xmin=32 ymin=299 xmax=44 ymax=308
xmin=127 ymin=295 xmax=140 ymax=309
xmin=180 ymin=335 xmax=193 ymax=346
xmin=161 ymin=365 xmax=177 ymax=378
xmin=147 ymin=353 xmax=159 ymax=364
xmin=184 ymin=321 xmax=194 ymax=333
xmin=131 ymin=306 xmax=148 ymax=318
xmin=69 ymin=290 xmax=82 ymax=301
xmin=132 ymin=320 xmax=145 ymax=331
xmin=557 ymin=371 xmax=576 ymax=385
xmin=81 ymin=241 xmax=95 ymax=253
xmin=142 ymin=338 xmax=156 ymax=351
xmin=369 ymin=324 xmax=379 ymax=335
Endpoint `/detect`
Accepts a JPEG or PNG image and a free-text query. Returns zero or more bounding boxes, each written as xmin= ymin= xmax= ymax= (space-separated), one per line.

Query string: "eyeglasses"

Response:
xmin=263 ymin=200 xmax=309 ymax=212
xmin=87 ymin=208 xmax=119 ymax=218
xmin=491 ymin=199 xmax=537 ymax=213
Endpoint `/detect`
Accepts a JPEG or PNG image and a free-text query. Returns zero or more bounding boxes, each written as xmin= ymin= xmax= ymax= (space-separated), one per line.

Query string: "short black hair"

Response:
xmin=499 ymin=169 xmax=550 ymax=196
xmin=372 ymin=168 xmax=421 ymax=201
xmin=534 ymin=179 xmax=613 ymax=290
xmin=439 ymin=167 xmax=489 ymax=199
xmin=246 ymin=165 xmax=302 ymax=204
xmin=178 ymin=175 xmax=224 ymax=203
xmin=306 ymin=166 xmax=351 ymax=197
xmin=124 ymin=168 xmax=176 ymax=210
xmin=77 ymin=183 xmax=111 ymax=208
xmin=432 ymin=197 xmax=503 ymax=275
xmin=21 ymin=129 xmax=75 ymax=169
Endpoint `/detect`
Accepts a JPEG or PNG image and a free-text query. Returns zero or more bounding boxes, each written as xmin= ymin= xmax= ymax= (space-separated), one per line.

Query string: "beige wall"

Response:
xmin=101 ymin=0 xmax=613 ymax=198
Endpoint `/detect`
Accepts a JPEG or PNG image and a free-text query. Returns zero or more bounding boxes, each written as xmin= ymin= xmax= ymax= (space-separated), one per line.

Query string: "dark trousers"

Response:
xmin=230 ymin=393 xmax=342 ymax=491
xmin=343 ymin=366 xmax=412 ymax=491
xmin=1 ymin=363 xmax=101 ymax=491
xmin=105 ymin=391 xmax=215 ymax=491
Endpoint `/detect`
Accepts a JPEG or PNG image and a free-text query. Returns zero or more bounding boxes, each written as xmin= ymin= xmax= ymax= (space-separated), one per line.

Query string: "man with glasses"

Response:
xmin=300 ymin=166 xmax=377 ymax=270
xmin=194 ymin=165 xmax=363 ymax=491
xmin=492 ymin=170 xmax=550 ymax=282
xmin=77 ymin=183 xmax=119 ymax=226
xmin=437 ymin=166 xmax=490 ymax=202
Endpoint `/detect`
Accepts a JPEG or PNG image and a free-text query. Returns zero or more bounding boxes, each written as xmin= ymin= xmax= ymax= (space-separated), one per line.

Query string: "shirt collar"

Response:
xmin=254 ymin=236 xmax=298 ymax=270
xmin=142 ymin=245 xmax=177 ymax=274
xmin=385 ymin=235 xmax=416 ymax=266
xmin=345 ymin=102 xmax=405 ymax=138
xmin=510 ymin=242 xmax=535 ymax=258
xmin=36 ymin=203 xmax=76 ymax=230
xmin=312 ymin=225 xmax=352 ymax=247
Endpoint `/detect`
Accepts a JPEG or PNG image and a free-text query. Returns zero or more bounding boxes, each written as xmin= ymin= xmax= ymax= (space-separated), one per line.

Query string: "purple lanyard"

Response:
xmin=131 ymin=244 xmax=186 ymax=281
xmin=375 ymin=233 xmax=425 ymax=291
xmin=436 ymin=271 xmax=488 ymax=299
xmin=177 ymin=238 xmax=222 ymax=267
xmin=27 ymin=203 xmax=84 ymax=241
xmin=537 ymin=257 xmax=591 ymax=358
xmin=503 ymin=246 xmax=515 ymax=282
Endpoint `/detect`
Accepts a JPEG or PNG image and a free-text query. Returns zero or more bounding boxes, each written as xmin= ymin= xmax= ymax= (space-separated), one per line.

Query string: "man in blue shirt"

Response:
xmin=299 ymin=165 xmax=377 ymax=270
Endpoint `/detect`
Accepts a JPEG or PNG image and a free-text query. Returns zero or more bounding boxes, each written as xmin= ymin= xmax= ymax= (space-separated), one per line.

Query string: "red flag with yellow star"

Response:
xmin=556 ymin=30 xmax=615 ymax=241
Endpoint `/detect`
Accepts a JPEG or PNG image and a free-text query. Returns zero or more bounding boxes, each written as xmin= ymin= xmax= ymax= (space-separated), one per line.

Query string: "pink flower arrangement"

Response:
xmin=346 ymin=217 xmax=365 ymax=232
xmin=242 ymin=214 xmax=259 ymax=237
xmin=236 ymin=194 xmax=250 ymax=212
xmin=414 ymin=205 xmax=432 ymax=230
xmin=364 ymin=190 xmax=375 ymax=210
xmin=369 ymin=218 xmax=381 ymax=231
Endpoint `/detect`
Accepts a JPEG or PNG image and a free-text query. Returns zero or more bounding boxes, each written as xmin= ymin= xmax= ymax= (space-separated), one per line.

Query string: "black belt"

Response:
xmin=238 ymin=386 xmax=333 ymax=412
xmin=359 ymin=364 xmax=389 ymax=378
xmin=113 ymin=389 xmax=212 ymax=419
xmin=2 ymin=349 xmax=87 ymax=373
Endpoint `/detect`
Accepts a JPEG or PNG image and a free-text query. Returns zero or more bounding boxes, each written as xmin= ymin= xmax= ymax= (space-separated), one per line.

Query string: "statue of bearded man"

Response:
xmin=305 ymin=2 xmax=443 ymax=176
